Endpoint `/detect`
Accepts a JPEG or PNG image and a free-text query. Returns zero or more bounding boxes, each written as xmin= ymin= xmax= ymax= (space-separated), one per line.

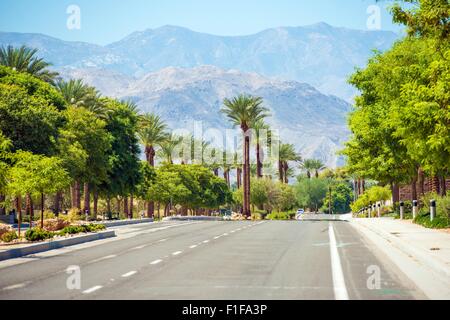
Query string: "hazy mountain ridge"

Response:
xmin=0 ymin=24 xmax=398 ymax=101
xmin=59 ymin=66 xmax=352 ymax=168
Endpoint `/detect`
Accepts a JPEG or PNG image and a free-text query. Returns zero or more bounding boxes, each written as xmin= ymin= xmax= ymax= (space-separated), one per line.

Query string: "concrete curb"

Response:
xmin=162 ymin=216 xmax=223 ymax=222
xmin=0 ymin=230 xmax=116 ymax=261
xmin=96 ymin=218 xmax=154 ymax=228
xmin=352 ymin=219 xmax=450 ymax=279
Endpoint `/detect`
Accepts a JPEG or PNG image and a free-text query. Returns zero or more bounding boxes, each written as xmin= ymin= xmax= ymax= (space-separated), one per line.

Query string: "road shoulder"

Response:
xmin=350 ymin=218 xmax=450 ymax=300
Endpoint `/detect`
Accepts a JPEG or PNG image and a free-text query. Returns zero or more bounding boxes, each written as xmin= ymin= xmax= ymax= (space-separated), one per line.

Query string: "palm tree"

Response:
xmin=312 ymin=159 xmax=326 ymax=178
xmin=300 ymin=159 xmax=317 ymax=179
xmin=138 ymin=113 xmax=168 ymax=217
xmin=253 ymin=120 xmax=269 ymax=179
xmin=158 ymin=134 xmax=182 ymax=164
xmin=221 ymin=94 xmax=269 ymax=217
xmin=138 ymin=114 xmax=168 ymax=166
xmin=279 ymin=144 xmax=301 ymax=183
xmin=0 ymin=45 xmax=58 ymax=83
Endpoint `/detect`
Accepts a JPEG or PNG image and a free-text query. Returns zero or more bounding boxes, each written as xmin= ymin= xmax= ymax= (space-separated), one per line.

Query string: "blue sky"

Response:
xmin=0 ymin=0 xmax=405 ymax=45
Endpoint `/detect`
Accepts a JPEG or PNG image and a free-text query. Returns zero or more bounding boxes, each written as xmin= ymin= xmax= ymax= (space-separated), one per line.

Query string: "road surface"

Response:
xmin=0 ymin=216 xmax=425 ymax=300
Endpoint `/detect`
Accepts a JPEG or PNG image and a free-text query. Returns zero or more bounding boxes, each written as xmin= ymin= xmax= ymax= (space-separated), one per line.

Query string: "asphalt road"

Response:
xmin=0 ymin=217 xmax=425 ymax=300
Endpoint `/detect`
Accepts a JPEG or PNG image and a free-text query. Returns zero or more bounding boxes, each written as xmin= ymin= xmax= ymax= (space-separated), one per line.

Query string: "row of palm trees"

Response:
xmin=1 ymin=45 xmax=326 ymax=218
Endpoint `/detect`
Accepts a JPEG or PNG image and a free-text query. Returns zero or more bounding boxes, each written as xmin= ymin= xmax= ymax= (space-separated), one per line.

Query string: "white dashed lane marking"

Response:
xmin=83 ymin=285 xmax=103 ymax=294
xmin=150 ymin=259 xmax=162 ymax=265
xmin=121 ymin=271 xmax=137 ymax=278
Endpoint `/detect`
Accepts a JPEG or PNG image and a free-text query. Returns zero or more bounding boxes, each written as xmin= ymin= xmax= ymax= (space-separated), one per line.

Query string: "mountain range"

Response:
xmin=0 ymin=23 xmax=398 ymax=101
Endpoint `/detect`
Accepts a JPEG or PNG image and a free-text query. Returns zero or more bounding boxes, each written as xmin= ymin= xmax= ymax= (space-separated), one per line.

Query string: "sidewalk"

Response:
xmin=351 ymin=217 xmax=450 ymax=299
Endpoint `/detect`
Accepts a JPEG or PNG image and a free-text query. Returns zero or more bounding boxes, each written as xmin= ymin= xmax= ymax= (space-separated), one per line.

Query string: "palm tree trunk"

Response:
xmin=147 ymin=201 xmax=154 ymax=218
xmin=243 ymin=133 xmax=251 ymax=217
xmin=283 ymin=162 xmax=289 ymax=184
xmin=0 ymin=194 xmax=5 ymax=215
xmin=124 ymin=197 xmax=129 ymax=219
xmin=440 ymin=176 xmax=447 ymax=196
xmin=83 ymin=183 xmax=90 ymax=215
xmin=40 ymin=193 xmax=45 ymax=229
xmin=237 ymin=167 xmax=242 ymax=189
xmin=106 ymin=197 xmax=111 ymax=214
xmin=392 ymin=183 xmax=400 ymax=205
xmin=361 ymin=179 xmax=366 ymax=194
xmin=54 ymin=191 xmax=62 ymax=216
xmin=93 ymin=189 xmax=99 ymax=217
xmin=256 ymin=142 xmax=263 ymax=178
xmin=75 ymin=180 xmax=81 ymax=210
xmin=16 ymin=196 xmax=22 ymax=236
xmin=26 ymin=193 xmax=33 ymax=228
xmin=411 ymin=176 xmax=418 ymax=201
xmin=146 ymin=147 xmax=156 ymax=218
xmin=278 ymin=160 xmax=284 ymax=182
xmin=129 ymin=195 xmax=134 ymax=219
xmin=418 ymin=168 xmax=425 ymax=198
xmin=70 ymin=183 xmax=76 ymax=208
xmin=431 ymin=176 xmax=440 ymax=194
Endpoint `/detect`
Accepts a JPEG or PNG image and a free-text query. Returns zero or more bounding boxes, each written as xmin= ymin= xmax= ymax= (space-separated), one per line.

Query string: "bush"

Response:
xmin=25 ymin=228 xmax=55 ymax=242
xmin=43 ymin=210 xmax=56 ymax=220
xmin=0 ymin=223 xmax=12 ymax=238
xmin=58 ymin=224 xmax=106 ymax=236
xmin=414 ymin=213 xmax=450 ymax=229
xmin=42 ymin=219 xmax=70 ymax=231
xmin=67 ymin=208 xmax=82 ymax=222
xmin=267 ymin=212 xmax=295 ymax=220
xmin=1 ymin=231 xmax=18 ymax=243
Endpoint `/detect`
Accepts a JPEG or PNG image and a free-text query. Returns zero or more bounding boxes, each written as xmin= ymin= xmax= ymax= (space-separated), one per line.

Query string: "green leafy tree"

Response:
xmin=295 ymin=176 xmax=329 ymax=212
xmin=322 ymin=183 xmax=353 ymax=214
xmin=7 ymin=151 xmax=69 ymax=228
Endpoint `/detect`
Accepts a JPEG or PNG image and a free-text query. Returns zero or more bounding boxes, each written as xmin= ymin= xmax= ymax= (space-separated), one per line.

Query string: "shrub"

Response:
xmin=25 ymin=228 xmax=55 ymax=242
xmin=1 ymin=231 xmax=18 ymax=243
xmin=58 ymin=224 xmax=106 ymax=236
xmin=267 ymin=212 xmax=294 ymax=220
xmin=414 ymin=213 xmax=450 ymax=229
xmin=43 ymin=211 xmax=56 ymax=220
xmin=67 ymin=208 xmax=82 ymax=222
xmin=42 ymin=219 xmax=70 ymax=231
xmin=0 ymin=223 xmax=12 ymax=238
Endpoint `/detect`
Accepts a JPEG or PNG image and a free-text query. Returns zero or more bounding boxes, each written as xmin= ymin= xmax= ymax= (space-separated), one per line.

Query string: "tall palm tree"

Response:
xmin=138 ymin=113 xmax=168 ymax=217
xmin=138 ymin=114 xmax=168 ymax=166
xmin=279 ymin=144 xmax=301 ymax=183
xmin=158 ymin=134 xmax=182 ymax=164
xmin=312 ymin=159 xmax=326 ymax=178
xmin=0 ymin=45 xmax=58 ymax=83
xmin=300 ymin=159 xmax=317 ymax=179
xmin=221 ymin=94 xmax=269 ymax=217
xmin=253 ymin=120 xmax=269 ymax=179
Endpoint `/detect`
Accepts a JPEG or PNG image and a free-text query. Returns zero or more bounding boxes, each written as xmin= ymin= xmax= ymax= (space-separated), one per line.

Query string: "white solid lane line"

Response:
xmin=172 ymin=251 xmax=182 ymax=256
xmin=121 ymin=271 xmax=137 ymax=278
xmin=83 ymin=285 xmax=103 ymax=294
xmin=328 ymin=223 xmax=349 ymax=300
xmin=150 ymin=259 xmax=163 ymax=265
